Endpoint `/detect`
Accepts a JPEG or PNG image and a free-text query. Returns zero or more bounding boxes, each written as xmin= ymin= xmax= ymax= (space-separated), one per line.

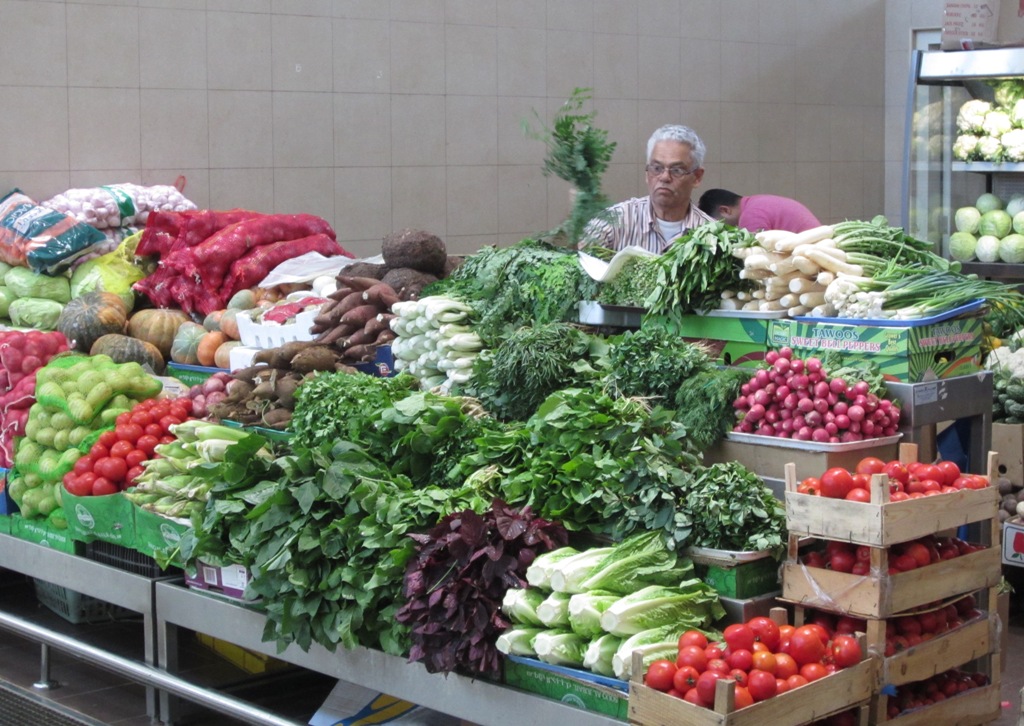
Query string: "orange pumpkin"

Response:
xmin=197 ymin=331 xmax=228 ymax=367
xmin=128 ymin=308 xmax=190 ymax=360
xmin=214 ymin=340 xmax=242 ymax=369
xmin=219 ymin=309 xmax=241 ymax=340
xmin=202 ymin=310 xmax=224 ymax=332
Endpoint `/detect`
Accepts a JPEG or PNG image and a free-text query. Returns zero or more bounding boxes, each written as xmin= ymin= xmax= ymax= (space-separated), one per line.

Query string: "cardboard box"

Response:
xmin=992 ymin=422 xmax=1024 ymax=484
xmin=645 ymin=313 xmax=771 ymax=368
xmin=1003 ymin=515 xmax=1024 ymax=567
xmin=768 ymin=316 xmax=983 ymax=383
xmin=942 ymin=1 xmax=1000 ymax=50
xmin=12 ymin=514 xmax=83 ymax=554
xmin=502 ymin=656 xmax=629 ymax=720
xmin=184 ymin=559 xmax=259 ymax=603
xmin=63 ymin=491 xmax=136 ymax=548
xmin=688 ymin=548 xmax=781 ymax=599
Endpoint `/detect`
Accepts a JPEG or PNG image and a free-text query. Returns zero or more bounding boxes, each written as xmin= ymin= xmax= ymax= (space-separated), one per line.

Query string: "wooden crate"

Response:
xmin=783 ymin=449 xmax=999 ymax=548
xmin=870 ymin=681 xmax=1000 ymax=725
xmin=781 ymin=536 xmax=1002 ymax=619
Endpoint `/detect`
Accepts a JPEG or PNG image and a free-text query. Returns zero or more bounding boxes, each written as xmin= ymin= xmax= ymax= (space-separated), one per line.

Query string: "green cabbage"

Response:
xmin=495 ymin=626 xmax=544 ymax=657
xmin=999 ymin=234 xmax=1024 ymax=263
xmin=976 ymin=192 xmax=1004 ymax=214
xmin=583 ymin=633 xmax=622 ymax=677
xmin=568 ymin=591 xmax=620 ymax=639
xmin=1013 ymin=211 xmax=1024 ymax=234
xmin=534 ymin=630 xmax=587 ymax=667
xmin=599 ymin=581 xmax=724 ymax=637
xmin=501 ymin=588 xmax=546 ymax=627
xmin=954 ymin=206 xmax=981 ymax=234
xmin=4 ymin=267 xmax=71 ymax=304
xmin=979 ymin=209 xmax=1013 ymax=238
xmin=977 ymin=234 xmax=1002 ymax=263
xmin=0 ymin=286 xmax=15 ymax=318
xmin=949 ymin=232 xmax=977 ymax=262
xmin=8 ymin=297 xmax=63 ymax=330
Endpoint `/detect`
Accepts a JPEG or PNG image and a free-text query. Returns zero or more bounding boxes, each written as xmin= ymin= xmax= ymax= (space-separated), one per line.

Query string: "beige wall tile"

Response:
xmin=497 ymin=0 xmax=545 ymax=29
xmin=756 ymin=0 xmax=796 ymax=43
xmin=831 ymin=105 xmax=867 ymax=162
xmin=639 ymin=0 xmax=681 ymax=36
xmin=208 ymin=91 xmax=273 ymax=168
xmin=546 ymin=176 xmax=574 ymax=229
xmin=67 ymin=169 xmax=142 ymax=189
xmin=863 ymin=164 xmax=885 ymax=218
xmin=272 ymin=14 xmax=334 ymax=91
xmin=863 ymin=108 xmax=885 ymax=163
xmin=73 ymin=0 xmax=138 ymax=6
xmin=757 ymin=161 xmax=797 ymax=199
xmin=719 ymin=41 xmax=759 ymax=103
xmin=497 ymin=96 xmax=546 ymax=166
xmin=3 ymin=172 xmax=71 ymax=203
xmin=0 ymin=86 xmax=68 ymax=170
xmin=792 ymin=46 xmax=835 ymax=106
xmin=272 ymin=0 xmax=332 ymax=16
xmin=446 ymin=25 xmax=497 ymax=96
xmin=209 ymin=167 xmax=275 ymax=211
xmin=719 ymin=102 xmax=759 ymax=163
xmin=757 ymin=43 xmax=796 ymax=105
xmin=719 ymin=0 xmax=759 ymax=42
xmin=333 ymin=18 xmax=390 ymax=93
xmin=638 ymin=39 xmax=680 ymax=101
xmin=830 ymin=160 xmax=864 ymax=219
xmin=446 ymin=96 xmax=498 ymax=166
xmin=757 ymin=102 xmax=796 ymax=163
xmin=497 ymin=27 xmax=546 ymax=96
xmin=638 ymin=100 xmax=684 ymax=145
xmin=67 ymin=4 xmax=140 ymax=88
xmin=445 ymin=234 xmax=496 ymax=255
xmin=332 ymin=0 xmax=389 ymax=20
xmin=883 ymin=160 xmax=904 ymax=223
xmin=391 ymin=0 xmax=443 ymax=23
xmin=209 ymin=0 xmax=270 ymax=10
xmin=679 ymin=100 xmax=721 ymax=163
xmin=705 ymin=162 xmax=759 ymax=198
xmin=792 ymin=104 xmax=832 ymax=162
xmin=602 ymin=162 xmax=645 ymax=206
xmin=391 ymin=21 xmax=445 ymax=95
xmin=885 ymin=1 xmax=912 ymax=51
xmin=272 ymin=91 xmax=334 ymax=167
xmin=794 ymin=162 xmax=831 ymax=223
xmin=334 ymin=166 xmax=391 ymax=242
xmin=595 ymin=0 xmax=638 ymax=35
xmin=680 ymin=38 xmax=721 ymax=102
xmin=546 ymin=30 xmax=594 ymax=100
xmin=140 ymin=8 xmax=206 ymax=90
xmin=142 ymin=168 xmax=209 ymax=209
xmin=446 ymin=165 xmax=497 ymax=235
xmin=141 ymin=90 xmax=209 ymax=169
xmin=594 ymin=33 xmax=638 ymax=100
xmin=548 ymin=0 xmax=593 ymax=32
xmin=392 ymin=166 xmax=446 ymax=233
xmin=597 ymin=99 xmax=641 ymax=165
xmin=69 ymin=88 xmax=141 ymax=170
xmin=681 ymin=0 xmax=721 ymax=39
xmin=0 ymin=0 xmax=66 ymax=86
xmin=910 ymin=0 xmax=943 ymax=29
xmin=497 ymin=163 xmax=548 ymax=232
xmin=141 ymin=0 xmax=205 ymax=10
xmin=274 ymin=166 xmax=334 ymax=218
xmin=334 ymin=93 xmax=391 ymax=166
xmin=208 ymin=11 xmax=272 ymax=90
xmin=392 ymin=95 xmax=445 ymax=166
xmin=885 ymin=49 xmax=913 ymax=109
xmin=445 ymin=0 xmax=495 ymax=26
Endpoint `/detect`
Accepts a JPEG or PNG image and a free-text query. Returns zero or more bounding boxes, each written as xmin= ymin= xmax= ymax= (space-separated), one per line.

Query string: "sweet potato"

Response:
xmin=363 ymin=314 xmax=392 ymax=337
xmin=361 ymin=282 xmax=400 ymax=309
xmin=334 ymin=291 xmax=367 ymax=317
xmin=374 ymin=329 xmax=397 ymax=345
xmin=328 ymin=286 xmax=355 ymax=302
xmin=342 ymin=328 xmax=376 ymax=349
xmin=343 ymin=343 xmax=375 ymax=362
xmin=340 ymin=304 xmax=382 ymax=327
xmin=261 ymin=408 xmax=292 ymax=429
xmin=335 ymin=275 xmax=381 ymax=292
xmin=316 ymin=324 xmax=354 ymax=346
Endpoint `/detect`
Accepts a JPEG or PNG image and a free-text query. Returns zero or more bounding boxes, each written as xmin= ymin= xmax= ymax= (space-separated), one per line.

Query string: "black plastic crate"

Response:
xmin=84 ymin=541 xmax=180 ymax=578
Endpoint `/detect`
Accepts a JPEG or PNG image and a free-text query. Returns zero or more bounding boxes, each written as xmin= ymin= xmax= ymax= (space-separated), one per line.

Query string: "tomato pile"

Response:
xmin=803 ymin=593 xmax=980 ymax=658
xmin=732 ymin=348 xmax=900 ymax=442
xmin=801 ymin=535 xmax=985 ymax=575
xmin=885 ymin=669 xmax=989 ymax=718
xmin=797 ymin=456 xmax=988 ymax=502
xmin=642 ymin=616 xmax=862 ymax=709
xmin=61 ymin=397 xmax=195 ymax=496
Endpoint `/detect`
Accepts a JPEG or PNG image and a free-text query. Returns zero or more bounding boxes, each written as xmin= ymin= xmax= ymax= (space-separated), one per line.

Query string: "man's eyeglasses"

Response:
xmin=645 ymin=163 xmax=697 ymax=179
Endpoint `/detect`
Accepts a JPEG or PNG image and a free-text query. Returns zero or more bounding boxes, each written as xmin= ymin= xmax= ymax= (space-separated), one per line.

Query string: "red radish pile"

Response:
xmin=733 ymin=348 xmax=900 ymax=442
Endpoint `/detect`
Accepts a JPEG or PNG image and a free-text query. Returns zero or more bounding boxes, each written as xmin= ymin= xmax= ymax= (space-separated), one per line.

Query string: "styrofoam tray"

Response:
xmin=792 ymin=299 xmax=985 ymax=327
xmin=686 ymin=546 xmax=774 ymax=565
xmin=725 ymin=431 xmax=902 ymax=451
xmin=699 ymin=308 xmax=788 ymax=319
xmin=236 ymin=307 xmax=319 ymax=349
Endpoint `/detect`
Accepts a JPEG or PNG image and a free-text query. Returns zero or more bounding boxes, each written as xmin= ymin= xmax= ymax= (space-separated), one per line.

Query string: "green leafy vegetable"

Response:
xmin=672 ymin=366 xmax=753 ymax=451
xmin=596 ymin=255 xmax=662 ymax=307
xmin=600 ymin=581 xmax=725 ymax=637
xmin=604 ymin=327 xmax=712 ymax=401
xmin=578 ymin=531 xmax=694 ymax=595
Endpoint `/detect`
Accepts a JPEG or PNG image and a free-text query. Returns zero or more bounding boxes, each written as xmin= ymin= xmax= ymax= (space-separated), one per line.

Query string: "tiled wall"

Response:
xmin=1 ymin=0 xmax=893 ymax=258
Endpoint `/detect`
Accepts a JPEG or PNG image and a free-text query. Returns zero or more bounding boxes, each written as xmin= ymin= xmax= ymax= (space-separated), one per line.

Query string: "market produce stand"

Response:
xmin=153 ymin=580 xmax=623 ymax=726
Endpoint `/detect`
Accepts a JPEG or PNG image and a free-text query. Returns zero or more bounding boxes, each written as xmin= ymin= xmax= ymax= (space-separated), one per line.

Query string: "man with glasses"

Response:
xmin=581 ymin=124 xmax=713 ymax=253
xmin=698 ymin=188 xmax=821 ymax=234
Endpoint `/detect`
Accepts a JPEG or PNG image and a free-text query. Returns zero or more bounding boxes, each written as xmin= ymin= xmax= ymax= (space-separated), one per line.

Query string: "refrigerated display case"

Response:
xmin=903 ymin=47 xmax=1024 ymax=280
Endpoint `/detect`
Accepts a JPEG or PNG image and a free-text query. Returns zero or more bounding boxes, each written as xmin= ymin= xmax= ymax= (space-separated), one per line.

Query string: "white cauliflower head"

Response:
xmin=978 ymin=135 xmax=1004 ymax=161
xmin=1002 ymin=128 xmax=1024 ymax=162
xmin=983 ymin=109 xmax=1013 ymax=137
xmin=957 ymin=99 xmax=992 ymax=133
xmin=953 ymin=134 xmax=980 ymax=161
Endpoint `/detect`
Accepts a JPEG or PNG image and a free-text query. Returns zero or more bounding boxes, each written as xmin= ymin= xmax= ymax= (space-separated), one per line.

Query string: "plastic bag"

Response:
xmin=9 ymin=298 xmax=63 ymax=330
xmin=70 ymin=231 xmax=145 ymax=311
xmin=0 ymin=286 xmax=15 ymax=318
xmin=5 ymin=267 xmax=71 ymax=304
xmin=41 ymin=183 xmax=196 ymax=229
xmin=0 ymin=189 xmax=106 ymax=273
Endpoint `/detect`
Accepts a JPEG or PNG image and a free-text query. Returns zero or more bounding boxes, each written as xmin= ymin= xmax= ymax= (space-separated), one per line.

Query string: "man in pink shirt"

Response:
xmin=698 ymin=188 xmax=821 ymax=233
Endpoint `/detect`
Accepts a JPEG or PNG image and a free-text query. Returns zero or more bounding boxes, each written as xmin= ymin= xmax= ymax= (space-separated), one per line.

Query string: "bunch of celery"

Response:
xmin=123 ymin=420 xmax=271 ymax=519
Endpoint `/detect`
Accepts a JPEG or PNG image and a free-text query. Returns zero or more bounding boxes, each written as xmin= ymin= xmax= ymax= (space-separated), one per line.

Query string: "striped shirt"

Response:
xmin=580 ymin=196 xmax=715 ymax=254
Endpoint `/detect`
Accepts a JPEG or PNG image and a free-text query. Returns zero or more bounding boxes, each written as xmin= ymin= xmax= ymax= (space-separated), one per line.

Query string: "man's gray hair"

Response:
xmin=646 ymin=125 xmax=706 ymax=168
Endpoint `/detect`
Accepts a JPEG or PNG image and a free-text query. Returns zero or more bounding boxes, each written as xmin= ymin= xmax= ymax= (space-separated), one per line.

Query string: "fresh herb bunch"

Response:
xmin=680 ymin=461 xmax=787 ymax=555
xmin=396 ymin=500 xmax=568 ymax=677
xmin=596 ymin=255 xmax=662 ymax=308
xmin=427 ymin=239 xmax=599 ymax=342
xmin=820 ymin=351 xmax=888 ymax=399
xmin=645 ymin=222 xmax=756 ymax=318
xmin=467 ymin=322 xmax=602 ymax=421
xmin=290 ymin=371 xmax=418 ymax=452
xmin=604 ymin=326 xmax=712 ymax=401
xmin=523 ymin=87 xmax=616 ymax=246
xmin=459 ymin=388 xmax=702 ymax=549
xmin=672 ymin=366 xmax=753 ymax=452
xmin=183 ymin=441 xmax=489 ymax=655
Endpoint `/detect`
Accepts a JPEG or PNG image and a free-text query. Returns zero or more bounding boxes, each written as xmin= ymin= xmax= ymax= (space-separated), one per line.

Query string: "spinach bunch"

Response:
xmin=604 ymin=326 xmax=712 ymax=401
xmin=460 ymin=388 xmax=702 ymax=549
xmin=467 ymin=322 xmax=602 ymax=421
xmin=680 ymin=462 xmax=787 ymax=555
xmin=596 ymin=255 xmax=662 ymax=308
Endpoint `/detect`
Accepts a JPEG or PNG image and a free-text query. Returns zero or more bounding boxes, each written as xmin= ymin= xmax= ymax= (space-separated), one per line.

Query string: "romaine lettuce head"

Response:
xmin=583 ymin=633 xmax=622 ymax=677
xmin=525 ymin=547 xmax=579 ymax=590
xmin=548 ymin=547 xmax=615 ymax=594
xmin=536 ymin=592 xmax=573 ymax=628
xmin=578 ymin=530 xmax=691 ymax=595
xmin=600 ymin=581 xmax=725 ymax=637
xmin=611 ymin=624 xmax=689 ymax=680
xmin=495 ymin=626 xmax=545 ymax=657
xmin=568 ymin=591 xmax=621 ymax=639
xmin=534 ymin=630 xmax=587 ymax=667
xmin=501 ymin=588 xmax=546 ymax=627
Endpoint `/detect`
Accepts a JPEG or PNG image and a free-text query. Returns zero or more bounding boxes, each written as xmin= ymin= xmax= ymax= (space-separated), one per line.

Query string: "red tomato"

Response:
xmin=855 ymin=456 xmax=886 ymax=476
xmin=819 ymin=467 xmax=854 ymax=499
xmin=673 ymin=665 xmax=700 ymax=692
xmin=696 ymin=671 xmax=724 ymax=704
xmin=799 ymin=662 xmax=828 ymax=682
xmin=844 ymin=487 xmax=871 ymax=502
xmin=788 ymin=626 xmax=826 ymax=665
xmin=726 ymin=649 xmax=753 ymax=672
xmin=915 ymin=464 xmax=943 ymax=484
xmin=773 ymin=653 xmax=798 ymax=679
xmin=704 ymin=644 xmax=725 ymax=661
xmin=723 ymin=623 xmax=756 ymax=652
xmin=883 ymin=461 xmax=910 ymax=486
xmin=798 ymin=477 xmax=821 ymax=496
xmin=136 ymin=435 xmax=160 ymax=456
xmin=775 ymin=678 xmax=790 ymax=695
xmin=159 ymin=435 xmax=176 ymax=445
xmin=98 ymin=429 xmax=118 ymax=448
xmin=829 ymin=549 xmax=856 ymax=573
xmin=936 ymin=460 xmax=961 ymax=486
xmin=733 ymin=685 xmax=754 ymax=709
xmin=890 ymin=491 xmax=910 ymax=502
xmin=904 ymin=542 xmax=932 ymax=568
xmin=830 ymin=635 xmax=862 ymax=668
xmin=728 ymin=668 xmax=749 ymax=687
xmin=125 ymin=449 xmax=148 ymax=469
xmin=169 ymin=402 xmax=191 ymax=421
xmin=966 ymin=475 xmax=989 ymax=490
xmin=786 ymin=674 xmax=809 ymax=690
xmin=94 ymin=456 xmax=128 ymax=483
xmin=115 ymin=412 xmax=132 ymax=427
xmin=144 ymin=423 xmax=164 ymax=439
xmin=130 ymin=411 xmax=154 ymax=428
xmin=117 ymin=423 xmax=145 ymax=443
xmin=109 ymin=440 xmax=135 ymax=459
xmin=706 ymin=658 xmax=730 ymax=675
xmin=159 ymin=415 xmax=183 ymax=432
xmin=64 ymin=474 xmax=92 ymax=497
xmin=151 ymin=402 xmax=171 ymax=419
xmin=678 ymin=630 xmax=709 ymax=650
xmin=747 ymin=616 xmax=781 ymax=651
xmin=126 ymin=465 xmax=144 ymax=485
xmin=73 ymin=456 xmax=94 ymax=476
xmin=91 ymin=477 xmax=118 ymax=496
xmin=644 ymin=660 xmax=677 ymax=692
xmin=683 ymin=688 xmax=704 ymax=706
xmin=676 ymin=645 xmax=707 ymax=672
xmin=89 ymin=443 xmax=109 ymax=460
xmin=918 ymin=479 xmax=941 ymax=493
xmin=804 ymin=622 xmax=831 ymax=644
xmin=747 ymin=669 xmax=778 ymax=702
xmin=751 ymin=650 xmax=777 ymax=675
